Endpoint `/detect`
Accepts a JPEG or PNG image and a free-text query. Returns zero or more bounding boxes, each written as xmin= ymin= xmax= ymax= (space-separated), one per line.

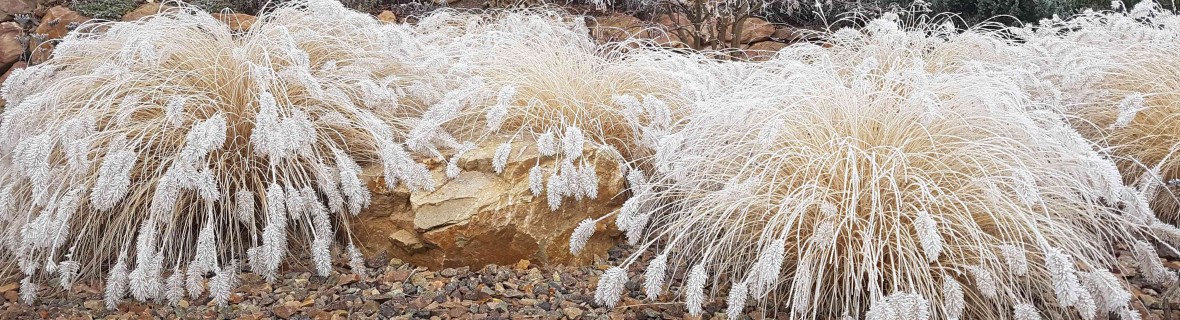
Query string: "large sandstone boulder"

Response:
xmin=745 ymin=41 xmax=787 ymax=61
xmin=0 ymin=0 xmax=34 ymax=22
xmin=0 ymin=21 xmax=22 ymax=70
xmin=35 ymin=6 xmax=90 ymax=40
xmin=352 ymin=138 xmax=626 ymax=269
xmin=592 ymin=13 xmax=698 ymax=48
xmin=721 ymin=17 xmax=775 ymax=45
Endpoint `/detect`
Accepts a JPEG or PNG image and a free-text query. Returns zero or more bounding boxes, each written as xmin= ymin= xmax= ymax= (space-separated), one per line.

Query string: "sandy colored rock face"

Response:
xmin=351 ymin=138 xmax=625 ymax=269
xmin=0 ymin=0 xmax=34 ymax=22
xmin=721 ymin=17 xmax=775 ymax=45
xmin=0 ymin=21 xmax=22 ymax=70
xmin=746 ymin=41 xmax=787 ymax=61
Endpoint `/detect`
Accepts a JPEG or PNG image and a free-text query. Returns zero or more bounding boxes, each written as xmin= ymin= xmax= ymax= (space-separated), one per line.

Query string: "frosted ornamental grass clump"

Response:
xmin=577 ymin=14 xmax=1177 ymax=320
xmin=0 ymin=0 xmax=486 ymax=307
xmin=1011 ymin=0 xmax=1180 ymax=224
xmin=422 ymin=10 xmax=690 ymax=215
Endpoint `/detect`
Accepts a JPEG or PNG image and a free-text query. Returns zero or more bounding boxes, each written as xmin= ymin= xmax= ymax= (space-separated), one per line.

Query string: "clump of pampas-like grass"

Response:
xmin=1013 ymin=1 xmax=1180 ymax=224
xmin=0 ymin=0 xmax=483 ymax=308
xmin=404 ymin=10 xmax=688 ymax=211
xmin=576 ymin=14 xmax=1175 ymax=320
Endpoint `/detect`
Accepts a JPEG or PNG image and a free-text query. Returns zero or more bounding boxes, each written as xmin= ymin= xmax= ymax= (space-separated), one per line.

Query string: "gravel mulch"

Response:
xmin=2 ymin=246 xmax=1178 ymax=320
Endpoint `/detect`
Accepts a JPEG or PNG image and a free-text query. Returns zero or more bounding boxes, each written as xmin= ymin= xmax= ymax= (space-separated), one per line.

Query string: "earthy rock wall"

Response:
xmin=351 ymin=137 xmax=625 ymax=269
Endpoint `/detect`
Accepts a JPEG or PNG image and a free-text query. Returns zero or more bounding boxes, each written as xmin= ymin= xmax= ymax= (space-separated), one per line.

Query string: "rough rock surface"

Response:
xmin=0 ymin=0 xmax=34 ymax=22
xmin=720 ymin=17 xmax=775 ymax=45
xmin=745 ymin=41 xmax=788 ymax=61
xmin=352 ymin=138 xmax=625 ymax=270
xmin=34 ymin=6 xmax=89 ymax=40
xmin=0 ymin=21 xmax=22 ymax=70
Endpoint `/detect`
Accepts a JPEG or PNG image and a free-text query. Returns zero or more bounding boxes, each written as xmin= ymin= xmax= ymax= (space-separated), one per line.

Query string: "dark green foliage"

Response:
xmin=927 ymin=0 xmax=1158 ymax=24
xmin=188 ymin=0 xmax=392 ymax=15
xmin=70 ymin=0 xmax=140 ymax=20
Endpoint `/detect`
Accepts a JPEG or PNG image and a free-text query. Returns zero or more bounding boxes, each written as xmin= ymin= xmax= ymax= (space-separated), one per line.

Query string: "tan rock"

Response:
xmin=389 ymin=229 xmax=426 ymax=253
xmin=212 ymin=12 xmax=255 ymax=32
xmin=745 ymin=41 xmax=787 ymax=61
xmin=123 ymin=3 xmax=170 ymax=21
xmin=654 ymin=12 xmax=692 ymax=30
xmin=377 ymin=10 xmax=397 ymax=24
xmin=721 ymin=17 xmax=775 ymax=45
xmin=0 ymin=0 xmax=34 ymax=22
xmin=772 ymin=26 xmax=805 ymax=42
xmin=351 ymin=137 xmax=625 ymax=269
xmin=0 ymin=22 xmax=22 ymax=70
xmin=35 ymin=6 xmax=90 ymax=40
xmin=591 ymin=13 xmax=644 ymax=43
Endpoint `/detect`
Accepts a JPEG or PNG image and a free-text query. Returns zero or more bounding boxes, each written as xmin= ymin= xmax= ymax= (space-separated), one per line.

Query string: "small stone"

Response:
xmin=563 ymin=307 xmax=584 ymax=319
xmin=515 ymin=259 xmax=531 ymax=271
xmin=1164 ymin=260 xmax=1180 ymax=270
xmin=338 ymin=274 xmax=360 ymax=286
xmin=83 ymin=300 xmax=104 ymax=309
xmin=272 ymin=305 xmax=298 ymax=319
xmin=376 ymin=10 xmax=397 ymax=23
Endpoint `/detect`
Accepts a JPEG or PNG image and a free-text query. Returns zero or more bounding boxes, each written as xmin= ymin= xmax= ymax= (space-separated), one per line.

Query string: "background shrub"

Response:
xmin=70 ymin=0 xmax=140 ymax=20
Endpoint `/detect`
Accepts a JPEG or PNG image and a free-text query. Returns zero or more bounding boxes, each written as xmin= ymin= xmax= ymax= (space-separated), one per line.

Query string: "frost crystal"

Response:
xmin=1080 ymin=270 xmax=1132 ymax=313
xmin=546 ymin=170 xmax=564 ymax=211
xmin=20 ymin=276 xmax=36 ymax=304
xmin=726 ymin=281 xmax=749 ymax=320
xmin=866 ymin=292 xmax=930 ymax=320
xmin=348 ymin=242 xmax=367 ymax=278
xmin=105 ymin=252 xmax=129 ymax=310
xmin=1045 ymin=247 xmax=1083 ymax=307
xmin=685 ymin=264 xmax=707 ymax=316
xmin=91 ymin=148 xmax=137 ymax=211
xmin=570 ymin=218 xmax=596 ymax=255
xmin=944 ymin=278 xmax=965 ymax=320
xmin=529 ymin=165 xmax=545 ymax=197
xmin=1013 ymin=303 xmax=1042 ymax=320
xmin=209 ymin=260 xmax=239 ymax=306
xmin=536 ymin=130 xmax=556 ymax=156
xmin=57 ymin=259 xmax=80 ymax=290
xmin=335 ymin=149 xmax=371 ymax=215
xmin=966 ymin=265 xmax=998 ymax=299
xmin=644 ymin=253 xmax=667 ymax=299
xmin=1132 ymin=241 xmax=1177 ymax=286
xmin=235 ymin=190 xmax=255 ymax=225
xmin=749 ymin=239 xmax=786 ymax=298
xmin=914 ymin=210 xmax=942 ymax=262
xmin=486 ymin=104 xmax=509 ymax=133
xmin=493 ymin=141 xmax=511 ymax=174
xmin=1000 ymin=244 xmax=1029 ymax=276
xmin=562 ymin=126 xmax=584 ymax=159
xmin=165 ymin=267 xmax=185 ymax=306
xmin=594 ymin=267 xmax=627 ymax=307
xmin=1113 ymin=93 xmax=1145 ymax=128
